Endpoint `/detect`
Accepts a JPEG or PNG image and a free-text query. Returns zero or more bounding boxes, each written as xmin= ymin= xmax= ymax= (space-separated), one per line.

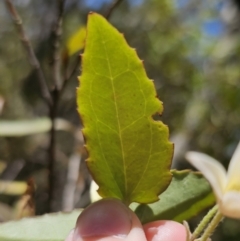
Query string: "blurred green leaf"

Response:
xmin=77 ymin=13 xmax=173 ymax=204
xmin=131 ymin=170 xmax=215 ymax=223
xmin=0 ymin=118 xmax=75 ymax=137
xmin=0 ymin=161 xmax=6 ymax=174
xmin=0 ymin=210 xmax=81 ymax=241
xmin=0 ymin=181 xmax=27 ymax=196
xmin=66 ymin=26 xmax=86 ymax=56
xmin=0 ymin=95 xmax=4 ymax=115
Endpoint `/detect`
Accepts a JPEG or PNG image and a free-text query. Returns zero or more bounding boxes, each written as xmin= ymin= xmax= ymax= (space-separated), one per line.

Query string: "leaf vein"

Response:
xmin=97 ymin=25 xmax=128 ymax=197
xmin=88 ymin=65 xmax=122 ymax=196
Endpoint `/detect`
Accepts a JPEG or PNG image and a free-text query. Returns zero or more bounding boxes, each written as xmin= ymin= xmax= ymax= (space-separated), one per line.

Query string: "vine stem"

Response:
xmin=200 ymin=209 xmax=223 ymax=241
xmin=191 ymin=205 xmax=218 ymax=241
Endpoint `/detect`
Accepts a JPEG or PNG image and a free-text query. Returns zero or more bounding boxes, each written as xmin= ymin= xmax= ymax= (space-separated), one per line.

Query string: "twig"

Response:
xmin=60 ymin=56 xmax=80 ymax=97
xmin=5 ymin=0 xmax=66 ymax=213
xmin=48 ymin=99 xmax=57 ymax=212
xmin=47 ymin=0 xmax=66 ymax=213
xmin=51 ymin=0 xmax=65 ymax=90
xmin=65 ymin=56 xmax=80 ymax=85
xmin=105 ymin=0 xmax=124 ymax=20
xmin=4 ymin=0 xmax=52 ymax=107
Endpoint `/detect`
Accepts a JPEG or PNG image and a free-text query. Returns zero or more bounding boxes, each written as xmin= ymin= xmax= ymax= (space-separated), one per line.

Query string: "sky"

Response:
xmin=83 ymin=0 xmax=225 ymax=37
xmin=83 ymin=0 xmax=144 ymax=9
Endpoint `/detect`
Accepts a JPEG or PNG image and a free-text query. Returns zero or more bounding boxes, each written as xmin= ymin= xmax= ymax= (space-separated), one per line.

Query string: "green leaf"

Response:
xmin=77 ymin=13 xmax=173 ymax=204
xmin=0 ymin=210 xmax=81 ymax=241
xmin=66 ymin=27 xmax=86 ymax=56
xmin=131 ymin=170 xmax=215 ymax=223
xmin=0 ymin=181 xmax=27 ymax=195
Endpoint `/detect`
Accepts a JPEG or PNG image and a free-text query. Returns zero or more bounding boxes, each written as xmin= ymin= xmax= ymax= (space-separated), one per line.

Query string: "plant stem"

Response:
xmin=47 ymin=89 xmax=59 ymax=212
xmin=4 ymin=0 xmax=52 ymax=107
xmin=47 ymin=0 xmax=65 ymax=212
xmin=52 ymin=0 xmax=65 ymax=90
xmin=105 ymin=0 xmax=124 ymax=20
xmin=200 ymin=209 xmax=223 ymax=241
xmin=61 ymin=56 xmax=80 ymax=98
xmin=191 ymin=205 xmax=218 ymax=241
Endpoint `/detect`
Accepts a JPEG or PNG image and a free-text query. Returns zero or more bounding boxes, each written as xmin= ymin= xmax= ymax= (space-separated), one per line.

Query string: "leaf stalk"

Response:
xmin=200 ymin=208 xmax=223 ymax=241
xmin=191 ymin=205 xmax=218 ymax=241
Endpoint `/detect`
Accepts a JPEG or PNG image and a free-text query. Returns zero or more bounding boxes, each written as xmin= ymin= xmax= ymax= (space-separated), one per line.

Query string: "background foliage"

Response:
xmin=0 ymin=0 xmax=240 ymax=240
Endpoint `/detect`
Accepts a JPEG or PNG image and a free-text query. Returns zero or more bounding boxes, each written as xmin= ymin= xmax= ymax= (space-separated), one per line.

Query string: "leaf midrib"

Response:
xmin=96 ymin=23 xmax=127 ymax=199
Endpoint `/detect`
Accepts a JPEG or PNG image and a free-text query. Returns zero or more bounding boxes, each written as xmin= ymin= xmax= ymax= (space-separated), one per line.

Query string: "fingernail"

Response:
xmin=74 ymin=199 xmax=132 ymax=239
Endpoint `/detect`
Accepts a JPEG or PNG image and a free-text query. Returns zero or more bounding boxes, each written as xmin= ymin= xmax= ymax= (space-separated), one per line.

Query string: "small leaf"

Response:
xmin=14 ymin=179 xmax=35 ymax=219
xmin=0 ymin=161 xmax=7 ymax=174
xmin=131 ymin=170 xmax=215 ymax=223
xmin=66 ymin=27 xmax=86 ymax=56
xmin=0 ymin=95 xmax=4 ymax=115
xmin=77 ymin=13 xmax=173 ymax=204
xmin=0 ymin=210 xmax=81 ymax=241
xmin=0 ymin=181 xmax=27 ymax=195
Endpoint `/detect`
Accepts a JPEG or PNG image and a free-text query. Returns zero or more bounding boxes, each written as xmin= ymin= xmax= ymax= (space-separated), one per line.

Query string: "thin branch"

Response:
xmin=51 ymin=0 xmax=66 ymax=90
xmin=105 ymin=0 xmax=124 ymax=20
xmin=4 ymin=0 xmax=52 ymax=107
xmin=65 ymin=56 xmax=80 ymax=85
xmin=48 ymin=96 xmax=58 ymax=213
xmin=60 ymin=56 xmax=80 ymax=97
xmin=47 ymin=0 xmax=66 ymax=212
xmin=5 ymin=0 xmax=69 ymax=213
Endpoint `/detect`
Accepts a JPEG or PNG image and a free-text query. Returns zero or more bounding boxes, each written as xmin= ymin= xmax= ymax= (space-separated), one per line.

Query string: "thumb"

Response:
xmin=65 ymin=198 xmax=147 ymax=241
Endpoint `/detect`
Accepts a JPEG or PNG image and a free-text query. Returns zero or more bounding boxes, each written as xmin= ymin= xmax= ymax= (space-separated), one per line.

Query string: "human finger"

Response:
xmin=143 ymin=220 xmax=187 ymax=241
xmin=65 ymin=198 xmax=147 ymax=241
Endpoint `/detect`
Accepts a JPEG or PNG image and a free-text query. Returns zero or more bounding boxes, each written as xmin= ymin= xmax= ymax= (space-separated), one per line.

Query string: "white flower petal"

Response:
xmin=226 ymin=141 xmax=240 ymax=190
xmin=90 ymin=180 xmax=102 ymax=202
xmin=220 ymin=191 xmax=240 ymax=219
xmin=185 ymin=151 xmax=227 ymax=201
